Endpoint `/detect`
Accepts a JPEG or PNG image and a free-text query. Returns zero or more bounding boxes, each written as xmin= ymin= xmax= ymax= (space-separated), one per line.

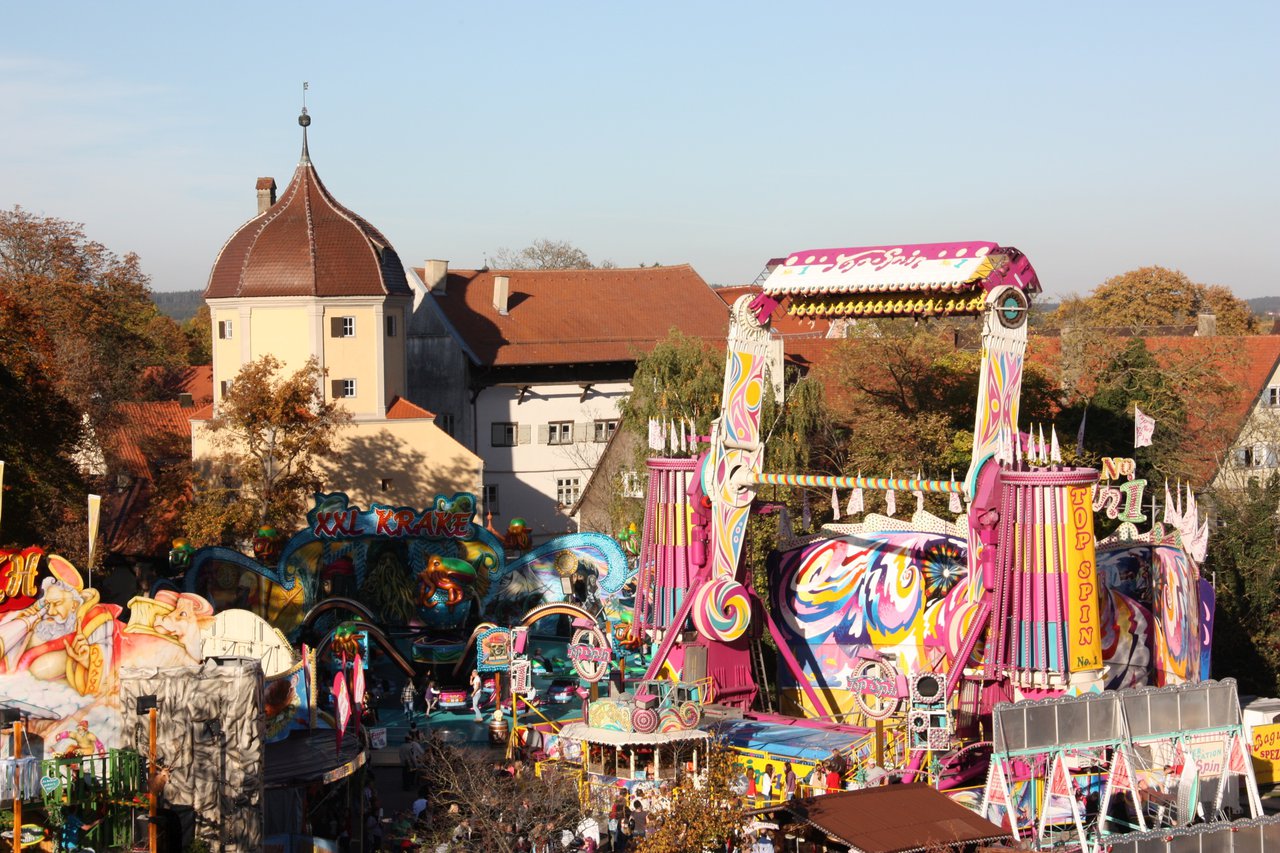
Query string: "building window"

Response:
xmin=217 ymin=320 xmax=233 ymax=339
xmin=594 ymin=419 xmax=619 ymax=443
xmin=556 ymin=477 xmax=581 ymax=507
xmin=491 ymin=422 xmax=518 ymax=447
xmin=1232 ymin=445 xmax=1277 ymax=468
xmin=380 ymin=478 xmax=393 ymax=492
xmin=386 ymin=315 xmax=397 ymax=337
xmin=220 ymin=380 xmax=232 ymax=398
xmin=331 ymin=316 xmax=356 ymax=337
xmin=547 ymin=421 xmax=573 ymax=445
xmin=437 ymin=413 xmax=455 ymax=436
xmin=621 ymin=471 xmax=643 ymax=498
xmin=1269 ymin=386 xmax=1280 ymax=407
xmin=484 ymin=484 xmax=500 ymax=515
xmin=332 ymin=379 xmax=356 ymax=399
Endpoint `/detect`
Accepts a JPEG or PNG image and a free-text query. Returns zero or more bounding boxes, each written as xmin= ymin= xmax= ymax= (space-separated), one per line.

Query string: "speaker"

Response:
xmin=910 ymin=673 xmax=944 ymax=707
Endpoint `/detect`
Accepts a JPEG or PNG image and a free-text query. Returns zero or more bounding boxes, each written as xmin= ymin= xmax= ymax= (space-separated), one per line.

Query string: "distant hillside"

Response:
xmin=1249 ymin=296 xmax=1280 ymax=316
xmin=152 ymin=289 xmax=204 ymax=322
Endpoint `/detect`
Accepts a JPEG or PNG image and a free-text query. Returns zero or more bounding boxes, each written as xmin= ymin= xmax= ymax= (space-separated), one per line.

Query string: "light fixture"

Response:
xmin=136 ymin=695 xmax=158 ymax=715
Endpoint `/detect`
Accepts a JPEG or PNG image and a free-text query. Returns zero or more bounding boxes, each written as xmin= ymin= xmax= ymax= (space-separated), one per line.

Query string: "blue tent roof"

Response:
xmin=706 ymin=719 xmax=866 ymax=762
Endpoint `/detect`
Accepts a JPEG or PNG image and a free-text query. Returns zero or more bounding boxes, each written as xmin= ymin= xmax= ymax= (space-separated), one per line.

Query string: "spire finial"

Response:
xmin=298 ymin=81 xmax=311 ymax=163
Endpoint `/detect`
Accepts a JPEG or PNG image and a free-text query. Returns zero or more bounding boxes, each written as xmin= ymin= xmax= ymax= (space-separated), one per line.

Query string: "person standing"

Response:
xmin=401 ymin=678 xmax=416 ymax=718
xmin=809 ymin=762 xmax=826 ymax=797
xmin=424 ymin=678 xmax=439 ymax=716
xmin=470 ymin=669 xmax=484 ymax=722
xmin=783 ymin=762 xmax=797 ymax=800
xmin=759 ymin=764 xmax=774 ymax=805
xmin=825 ymin=762 xmax=841 ymax=794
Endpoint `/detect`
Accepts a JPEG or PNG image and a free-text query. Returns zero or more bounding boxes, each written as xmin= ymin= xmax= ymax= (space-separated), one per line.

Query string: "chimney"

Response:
xmin=424 ymin=259 xmax=449 ymax=294
xmin=1196 ymin=312 xmax=1217 ymax=337
xmin=178 ymin=392 xmax=194 ymax=408
xmin=493 ymin=275 xmax=510 ymax=316
xmin=255 ymin=178 xmax=277 ymax=215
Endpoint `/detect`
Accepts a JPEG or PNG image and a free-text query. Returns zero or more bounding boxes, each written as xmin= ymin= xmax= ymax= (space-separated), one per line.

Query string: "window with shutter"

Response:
xmin=491 ymin=423 xmax=517 ymax=447
xmin=217 ymin=320 xmax=233 ymax=339
xmin=574 ymin=422 xmax=590 ymax=443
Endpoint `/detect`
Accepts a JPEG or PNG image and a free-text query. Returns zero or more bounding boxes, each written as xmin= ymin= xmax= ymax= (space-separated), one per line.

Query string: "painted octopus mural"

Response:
xmin=769 ymin=523 xmax=1204 ymax=715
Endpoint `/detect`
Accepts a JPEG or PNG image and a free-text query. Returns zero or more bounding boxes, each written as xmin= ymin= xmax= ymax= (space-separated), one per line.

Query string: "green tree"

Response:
xmin=185 ymin=356 xmax=349 ymax=545
xmin=1205 ymin=473 xmax=1280 ymax=695
xmin=182 ymin=304 xmax=212 ymax=365
xmin=490 ymin=238 xmax=616 ymax=270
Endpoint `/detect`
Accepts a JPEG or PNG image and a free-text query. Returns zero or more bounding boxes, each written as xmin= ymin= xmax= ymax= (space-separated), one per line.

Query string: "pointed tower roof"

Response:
xmin=205 ymin=110 xmax=410 ymax=300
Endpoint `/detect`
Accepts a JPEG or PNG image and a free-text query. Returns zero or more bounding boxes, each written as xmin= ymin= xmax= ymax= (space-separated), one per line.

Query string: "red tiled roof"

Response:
xmin=1029 ymin=333 xmax=1280 ymax=484
xmin=422 ymin=265 xmax=728 ymax=366
xmin=109 ymin=401 xmax=198 ymax=480
xmin=140 ymin=365 xmax=214 ymax=405
xmin=207 ymin=157 xmax=410 ymax=300
xmin=188 ymin=402 xmax=214 ymax=421
xmin=386 ymin=396 xmax=435 ymax=419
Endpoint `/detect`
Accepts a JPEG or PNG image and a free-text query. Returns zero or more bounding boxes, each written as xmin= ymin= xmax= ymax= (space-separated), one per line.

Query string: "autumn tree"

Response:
xmin=0 ymin=206 xmax=187 ymax=432
xmin=182 ymin=304 xmax=212 ymax=365
xmin=634 ymin=739 xmax=747 ymax=853
xmin=490 ymin=238 xmax=616 ymax=270
xmin=1047 ymin=266 xmax=1258 ymax=334
xmin=412 ymin=739 xmax=587 ymax=853
xmin=184 ymin=355 xmax=349 ymax=545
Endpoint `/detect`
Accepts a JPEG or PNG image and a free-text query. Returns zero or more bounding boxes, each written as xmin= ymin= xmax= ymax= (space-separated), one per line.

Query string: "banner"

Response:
xmin=1134 ymin=405 xmax=1155 ymax=448
xmin=1250 ymin=723 xmax=1280 ymax=784
xmin=1064 ymin=485 xmax=1103 ymax=672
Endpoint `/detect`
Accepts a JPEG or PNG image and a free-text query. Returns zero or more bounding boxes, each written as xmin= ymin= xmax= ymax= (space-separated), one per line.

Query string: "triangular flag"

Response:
xmin=831 ymin=488 xmax=840 ymax=521
xmin=1037 ymin=425 xmax=1047 ymax=464
xmin=1076 ymin=408 xmax=1088 ymax=456
xmin=801 ymin=491 xmax=812 ymax=530
xmin=885 ymin=489 xmax=896 ymax=517
xmin=680 ymin=419 xmax=688 ymax=453
xmin=847 ymin=488 xmax=863 ymax=515
xmin=332 ymin=671 xmax=351 ymax=757
xmin=648 ymin=419 xmax=660 ymax=451
xmin=985 ymin=761 xmax=1008 ymax=808
xmin=352 ymin=653 xmax=365 ymax=706
xmin=1229 ymin=732 xmax=1249 ymax=774
xmin=1111 ymin=749 xmax=1131 ymax=789
xmin=1050 ymin=426 xmax=1062 ymax=463
xmin=949 ymin=490 xmax=962 ymax=514
xmin=1134 ymin=404 xmax=1155 ymax=448
xmin=1048 ymin=752 xmax=1072 ymax=797
xmin=86 ymin=494 xmax=102 ymax=586
xmin=1164 ymin=481 xmax=1175 ymax=527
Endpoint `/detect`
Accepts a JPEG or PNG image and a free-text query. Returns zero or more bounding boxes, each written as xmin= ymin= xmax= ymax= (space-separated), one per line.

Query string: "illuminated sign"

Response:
xmin=0 ymin=548 xmax=41 ymax=611
xmin=846 ymin=673 xmax=897 ymax=698
xmin=477 ymin=628 xmax=512 ymax=673
xmin=308 ymin=492 xmax=476 ymax=541
xmin=567 ymin=644 xmax=611 ymax=664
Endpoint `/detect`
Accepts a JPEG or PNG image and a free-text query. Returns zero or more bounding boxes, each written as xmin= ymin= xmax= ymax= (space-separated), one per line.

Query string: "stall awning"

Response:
xmin=264 ymin=728 xmax=366 ymax=790
xmin=705 ymin=719 xmax=867 ymax=763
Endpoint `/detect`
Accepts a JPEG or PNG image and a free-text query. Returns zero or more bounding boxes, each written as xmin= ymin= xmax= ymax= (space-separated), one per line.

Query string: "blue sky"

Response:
xmin=2 ymin=2 xmax=1276 ymax=299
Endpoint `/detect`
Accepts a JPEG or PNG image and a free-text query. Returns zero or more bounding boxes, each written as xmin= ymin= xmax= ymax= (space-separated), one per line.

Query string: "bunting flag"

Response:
xmin=1134 ymin=404 xmax=1155 ymax=448
xmin=1076 ymin=408 xmax=1088 ymax=456
xmin=647 ymin=419 xmax=661 ymax=451
xmin=333 ymin=671 xmax=351 ymax=757
xmin=1050 ymin=426 xmax=1062 ymax=463
xmin=949 ymin=490 xmax=963 ymax=514
xmin=801 ymin=491 xmax=812 ymax=530
xmin=1229 ymin=732 xmax=1250 ymax=775
xmin=1014 ymin=431 xmax=1023 ymax=465
xmin=1164 ymin=481 xmax=1176 ymax=527
xmin=679 ymin=419 xmax=688 ymax=453
xmin=885 ymin=489 xmax=896 ymax=517
xmin=1190 ymin=521 xmax=1209 ymax=563
xmin=847 ymin=487 xmax=864 ymax=516
xmin=86 ymin=494 xmax=102 ymax=587
xmin=1111 ymin=749 xmax=1132 ymax=790
xmin=830 ymin=488 xmax=840 ymax=521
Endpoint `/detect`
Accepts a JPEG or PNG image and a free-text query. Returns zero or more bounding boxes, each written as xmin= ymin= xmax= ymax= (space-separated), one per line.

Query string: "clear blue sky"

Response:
xmin=2 ymin=2 xmax=1276 ymax=300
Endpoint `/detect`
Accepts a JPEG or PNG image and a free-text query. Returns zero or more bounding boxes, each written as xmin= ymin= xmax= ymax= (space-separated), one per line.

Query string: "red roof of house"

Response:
xmin=422 ymin=265 xmax=728 ymax=366
xmin=110 ymin=401 xmax=198 ymax=480
xmin=207 ymin=152 xmax=410 ymax=300
xmin=1030 ymin=334 xmax=1280 ymax=484
xmin=386 ymin=396 xmax=435 ymax=419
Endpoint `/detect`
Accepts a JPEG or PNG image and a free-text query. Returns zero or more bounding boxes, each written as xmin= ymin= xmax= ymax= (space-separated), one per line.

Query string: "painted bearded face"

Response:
xmin=44 ymin=586 xmax=78 ymax=622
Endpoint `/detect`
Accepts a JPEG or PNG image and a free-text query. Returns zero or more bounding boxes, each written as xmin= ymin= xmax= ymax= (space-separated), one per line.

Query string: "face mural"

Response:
xmin=0 ymin=548 xmax=221 ymax=752
xmin=770 ymin=526 xmax=1204 ymax=710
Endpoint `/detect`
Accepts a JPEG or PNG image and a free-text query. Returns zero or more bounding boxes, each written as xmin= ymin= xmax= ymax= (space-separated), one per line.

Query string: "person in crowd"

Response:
xmin=398 ymin=735 xmax=419 ymax=791
xmin=783 ymin=762 xmax=797 ymax=800
xmin=401 ymin=679 xmax=416 ymax=718
xmin=825 ymin=761 xmax=841 ymax=794
xmin=423 ymin=678 xmax=439 ymax=716
xmin=759 ymin=764 xmax=774 ymax=804
xmin=470 ymin=669 xmax=484 ymax=722
xmin=809 ymin=762 xmax=826 ymax=796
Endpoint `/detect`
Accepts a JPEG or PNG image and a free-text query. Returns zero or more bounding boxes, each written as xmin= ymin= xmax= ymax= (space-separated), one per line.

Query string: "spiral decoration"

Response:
xmin=677 ymin=701 xmax=701 ymax=729
xmin=691 ymin=577 xmax=751 ymax=641
xmin=658 ymin=709 xmax=684 ymax=732
xmin=631 ymin=707 xmax=660 ymax=734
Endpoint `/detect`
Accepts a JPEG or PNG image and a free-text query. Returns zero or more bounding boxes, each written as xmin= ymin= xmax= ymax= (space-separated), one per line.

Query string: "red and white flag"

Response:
xmin=352 ymin=654 xmax=365 ymax=706
xmin=333 ymin=671 xmax=351 ymax=757
xmin=1134 ymin=405 xmax=1155 ymax=448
